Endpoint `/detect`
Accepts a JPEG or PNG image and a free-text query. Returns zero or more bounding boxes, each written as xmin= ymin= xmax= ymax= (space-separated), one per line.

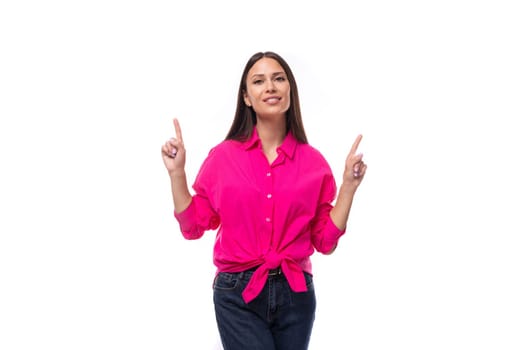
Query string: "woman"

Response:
xmin=161 ymin=51 xmax=367 ymax=350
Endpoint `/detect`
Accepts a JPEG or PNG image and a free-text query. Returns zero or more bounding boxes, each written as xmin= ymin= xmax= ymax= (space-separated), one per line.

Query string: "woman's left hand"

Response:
xmin=343 ymin=134 xmax=367 ymax=187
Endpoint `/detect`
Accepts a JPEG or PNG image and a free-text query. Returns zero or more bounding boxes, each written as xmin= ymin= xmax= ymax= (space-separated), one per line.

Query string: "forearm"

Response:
xmin=329 ymin=181 xmax=358 ymax=231
xmin=169 ymin=170 xmax=192 ymax=213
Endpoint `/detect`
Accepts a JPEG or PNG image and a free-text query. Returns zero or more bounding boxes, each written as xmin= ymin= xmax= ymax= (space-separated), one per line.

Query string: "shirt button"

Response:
xmin=267 ymin=194 xmax=272 ymax=199
xmin=265 ymin=217 xmax=271 ymax=223
xmin=266 ymin=172 xmax=271 ymax=177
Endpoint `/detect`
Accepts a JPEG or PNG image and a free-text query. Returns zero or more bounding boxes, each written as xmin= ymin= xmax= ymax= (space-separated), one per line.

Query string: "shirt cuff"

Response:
xmin=323 ymin=217 xmax=346 ymax=249
xmin=173 ymin=200 xmax=196 ymax=231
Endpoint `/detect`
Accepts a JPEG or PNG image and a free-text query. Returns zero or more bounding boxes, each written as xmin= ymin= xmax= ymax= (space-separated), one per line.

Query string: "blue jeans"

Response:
xmin=213 ymin=268 xmax=316 ymax=350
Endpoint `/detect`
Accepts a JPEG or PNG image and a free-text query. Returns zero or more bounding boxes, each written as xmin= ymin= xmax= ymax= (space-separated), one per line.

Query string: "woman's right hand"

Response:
xmin=161 ymin=118 xmax=186 ymax=176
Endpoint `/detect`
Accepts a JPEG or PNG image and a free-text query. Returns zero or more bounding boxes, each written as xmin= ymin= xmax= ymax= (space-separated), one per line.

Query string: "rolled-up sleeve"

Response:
xmin=310 ymin=174 xmax=345 ymax=253
xmin=174 ymin=193 xmax=220 ymax=240
xmin=173 ymin=149 xmax=220 ymax=239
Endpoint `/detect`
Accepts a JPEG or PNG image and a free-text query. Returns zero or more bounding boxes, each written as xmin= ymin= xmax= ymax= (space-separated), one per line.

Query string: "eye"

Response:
xmin=275 ymin=76 xmax=286 ymax=82
xmin=253 ymin=79 xmax=264 ymax=85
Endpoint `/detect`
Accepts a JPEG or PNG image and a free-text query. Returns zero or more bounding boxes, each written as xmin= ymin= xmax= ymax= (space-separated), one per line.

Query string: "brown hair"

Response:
xmin=225 ymin=51 xmax=308 ymax=143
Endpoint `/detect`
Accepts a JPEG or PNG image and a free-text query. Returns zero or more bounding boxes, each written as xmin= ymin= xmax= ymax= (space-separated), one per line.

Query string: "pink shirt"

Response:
xmin=174 ymin=128 xmax=345 ymax=303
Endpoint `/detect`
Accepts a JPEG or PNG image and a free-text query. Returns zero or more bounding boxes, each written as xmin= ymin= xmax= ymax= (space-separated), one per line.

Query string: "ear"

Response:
xmin=243 ymin=91 xmax=252 ymax=107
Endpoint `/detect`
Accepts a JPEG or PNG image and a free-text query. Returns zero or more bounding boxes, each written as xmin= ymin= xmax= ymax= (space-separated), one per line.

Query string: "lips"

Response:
xmin=263 ymin=96 xmax=281 ymax=104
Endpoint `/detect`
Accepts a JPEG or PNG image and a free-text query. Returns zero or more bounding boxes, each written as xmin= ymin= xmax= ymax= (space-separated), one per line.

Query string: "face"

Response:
xmin=243 ymin=57 xmax=291 ymax=119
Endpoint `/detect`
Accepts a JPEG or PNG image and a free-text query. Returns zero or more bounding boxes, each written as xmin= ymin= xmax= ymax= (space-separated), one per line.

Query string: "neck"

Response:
xmin=255 ymin=117 xmax=287 ymax=164
xmin=255 ymin=118 xmax=287 ymax=150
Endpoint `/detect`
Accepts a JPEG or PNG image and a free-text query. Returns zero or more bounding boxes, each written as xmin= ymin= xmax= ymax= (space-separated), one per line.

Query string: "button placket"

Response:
xmin=263 ymin=168 xmax=274 ymax=227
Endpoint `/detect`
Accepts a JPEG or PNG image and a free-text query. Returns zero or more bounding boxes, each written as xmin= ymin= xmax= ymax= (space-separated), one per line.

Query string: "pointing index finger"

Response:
xmin=173 ymin=118 xmax=184 ymax=143
xmin=350 ymin=134 xmax=363 ymax=155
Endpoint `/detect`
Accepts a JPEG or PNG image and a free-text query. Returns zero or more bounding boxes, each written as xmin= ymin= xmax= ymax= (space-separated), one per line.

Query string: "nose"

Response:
xmin=265 ymin=79 xmax=276 ymax=92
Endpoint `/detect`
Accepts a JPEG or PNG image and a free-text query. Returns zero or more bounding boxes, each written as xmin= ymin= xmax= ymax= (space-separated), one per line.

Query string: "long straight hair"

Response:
xmin=225 ymin=51 xmax=308 ymax=144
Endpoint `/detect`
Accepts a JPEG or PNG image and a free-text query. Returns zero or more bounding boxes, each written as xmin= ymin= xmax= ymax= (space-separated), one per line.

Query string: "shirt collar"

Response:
xmin=242 ymin=127 xmax=297 ymax=159
xmin=243 ymin=127 xmax=260 ymax=150
xmin=278 ymin=130 xmax=297 ymax=159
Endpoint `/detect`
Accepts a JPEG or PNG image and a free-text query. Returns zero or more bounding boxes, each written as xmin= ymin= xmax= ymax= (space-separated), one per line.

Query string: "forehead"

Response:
xmin=248 ymin=57 xmax=285 ymax=76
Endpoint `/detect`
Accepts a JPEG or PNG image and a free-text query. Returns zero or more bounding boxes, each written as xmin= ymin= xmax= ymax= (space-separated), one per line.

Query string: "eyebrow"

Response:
xmin=250 ymin=71 xmax=286 ymax=79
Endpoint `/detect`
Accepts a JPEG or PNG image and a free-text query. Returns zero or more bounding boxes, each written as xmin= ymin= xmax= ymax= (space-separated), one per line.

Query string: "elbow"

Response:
xmin=182 ymin=231 xmax=204 ymax=240
xmin=180 ymin=227 xmax=205 ymax=240
xmin=179 ymin=217 xmax=219 ymax=240
xmin=315 ymin=240 xmax=338 ymax=255
xmin=312 ymin=232 xmax=332 ymax=254
xmin=322 ymin=243 xmax=337 ymax=255
xmin=325 ymin=243 xmax=337 ymax=255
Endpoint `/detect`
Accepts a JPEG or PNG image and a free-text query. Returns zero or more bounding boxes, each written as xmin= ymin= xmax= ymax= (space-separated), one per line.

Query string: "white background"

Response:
xmin=1 ymin=1 xmax=524 ymax=349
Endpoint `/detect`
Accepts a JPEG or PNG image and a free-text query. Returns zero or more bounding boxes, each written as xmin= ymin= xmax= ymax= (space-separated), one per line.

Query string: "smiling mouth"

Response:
xmin=263 ymin=96 xmax=281 ymax=103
